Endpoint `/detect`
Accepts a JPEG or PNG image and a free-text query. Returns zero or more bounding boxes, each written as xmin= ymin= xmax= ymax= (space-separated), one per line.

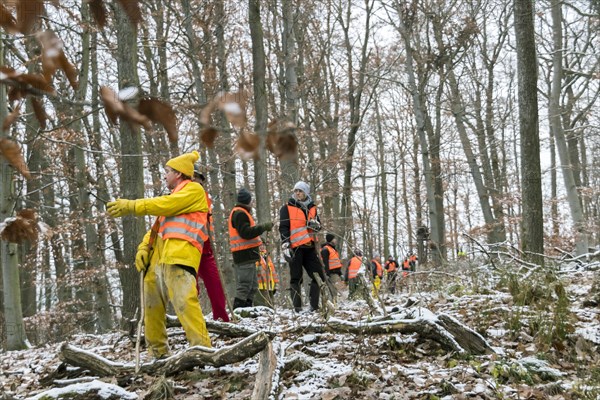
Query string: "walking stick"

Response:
xmin=135 ymin=217 xmax=161 ymax=373
xmin=135 ymin=271 xmax=144 ymax=373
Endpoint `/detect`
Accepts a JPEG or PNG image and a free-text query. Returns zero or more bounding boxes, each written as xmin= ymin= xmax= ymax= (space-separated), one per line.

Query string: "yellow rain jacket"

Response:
xmin=136 ymin=180 xmax=208 ymax=270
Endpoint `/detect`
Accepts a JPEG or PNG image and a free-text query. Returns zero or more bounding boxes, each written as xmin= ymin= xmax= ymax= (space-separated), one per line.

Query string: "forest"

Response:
xmin=0 ymin=0 xmax=599 ymax=399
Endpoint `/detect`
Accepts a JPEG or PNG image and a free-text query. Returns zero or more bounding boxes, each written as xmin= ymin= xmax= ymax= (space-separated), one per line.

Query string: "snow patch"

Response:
xmin=27 ymin=380 xmax=137 ymax=399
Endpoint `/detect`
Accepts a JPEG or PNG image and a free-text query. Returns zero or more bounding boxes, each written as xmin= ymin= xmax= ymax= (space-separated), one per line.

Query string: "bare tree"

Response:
xmin=514 ymin=0 xmax=544 ymax=263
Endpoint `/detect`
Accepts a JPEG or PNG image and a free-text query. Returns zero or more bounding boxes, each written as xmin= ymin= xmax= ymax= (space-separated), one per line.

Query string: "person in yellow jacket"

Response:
xmin=254 ymin=243 xmax=279 ymax=308
xmin=107 ymin=150 xmax=211 ymax=359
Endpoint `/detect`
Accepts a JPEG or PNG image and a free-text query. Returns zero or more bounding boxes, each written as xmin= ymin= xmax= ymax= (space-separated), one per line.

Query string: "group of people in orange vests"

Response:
xmin=320 ymin=235 xmax=419 ymax=298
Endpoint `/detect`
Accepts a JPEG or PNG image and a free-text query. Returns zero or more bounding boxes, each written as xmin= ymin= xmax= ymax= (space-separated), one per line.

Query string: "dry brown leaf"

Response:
xmin=266 ymin=119 xmax=298 ymax=160
xmin=138 ymin=98 xmax=178 ymax=143
xmin=215 ymin=91 xmax=248 ymax=128
xmin=88 ymin=0 xmax=107 ymax=28
xmin=100 ymin=86 xmax=151 ymax=131
xmin=0 ymin=137 xmax=31 ymax=179
xmin=116 ymin=0 xmax=141 ymax=26
xmin=0 ymin=3 xmax=18 ymax=33
xmin=199 ymin=98 xmax=216 ymax=127
xmin=57 ymin=52 xmax=78 ymax=90
xmin=234 ymin=130 xmax=260 ymax=160
xmin=200 ymin=127 xmax=219 ymax=147
xmin=7 ymin=86 xmax=26 ymax=102
xmin=0 ymin=67 xmax=56 ymax=97
xmin=30 ymin=97 xmax=47 ymax=129
xmin=37 ymin=31 xmax=78 ymax=90
xmin=16 ymin=0 xmax=44 ymax=34
xmin=100 ymin=86 xmax=122 ymax=124
xmin=2 ymin=103 xmax=21 ymax=132
xmin=0 ymin=209 xmax=39 ymax=243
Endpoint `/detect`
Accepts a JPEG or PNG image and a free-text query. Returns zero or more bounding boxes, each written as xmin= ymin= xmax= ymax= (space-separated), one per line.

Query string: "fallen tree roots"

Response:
xmin=60 ymin=331 xmax=270 ymax=377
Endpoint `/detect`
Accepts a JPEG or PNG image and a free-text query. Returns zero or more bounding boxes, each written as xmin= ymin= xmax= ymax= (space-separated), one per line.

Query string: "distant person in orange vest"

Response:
xmin=346 ymin=250 xmax=363 ymax=298
xmin=228 ymin=188 xmax=274 ymax=309
xmin=193 ymin=165 xmax=229 ymax=322
xmin=255 ymin=243 xmax=279 ymax=308
xmin=321 ymin=233 xmax=342 ymax=284
xmin=279 ymin=181 xmax=325 ymax=312
xmin=384 ymin=255 xmax=398 ymax=294
xmin=409 ymin=252 xmax=418 ymax=272
xmin=402 ymin=257 xmax=411 ymax=278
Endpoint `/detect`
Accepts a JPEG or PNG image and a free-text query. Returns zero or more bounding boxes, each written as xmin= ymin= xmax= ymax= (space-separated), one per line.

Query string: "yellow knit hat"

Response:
xmin=166 ymin=150 xmax=199 ymax=178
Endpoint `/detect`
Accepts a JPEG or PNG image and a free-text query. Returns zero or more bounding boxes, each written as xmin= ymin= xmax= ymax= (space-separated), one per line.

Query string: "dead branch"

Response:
xmin=251 ymin=342 xmax=277 ymax=399
xmin=60 ymin=331 xmax=270 ymax=377
xmin=283 ymin=312 xmax=493 ymax=355
xmin=165 ymin=314 xmax=272 ymax=338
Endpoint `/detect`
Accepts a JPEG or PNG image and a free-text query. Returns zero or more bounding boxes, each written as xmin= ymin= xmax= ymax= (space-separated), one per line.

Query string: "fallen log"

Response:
xmin=283 ymin=309 xmax=494 ymax=355
xmin=165 ymin=314 xmax=273 ymax=338
xmin=60 ymin=331 xmax=270 ymax=377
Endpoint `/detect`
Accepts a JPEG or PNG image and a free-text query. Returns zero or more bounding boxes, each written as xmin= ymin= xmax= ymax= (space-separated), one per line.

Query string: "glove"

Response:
xmin=107 ymin=198 xmax=137 ymax=217
xmin=282 ymin=242 xmax=292 ymax=261
xmin=261 ymin=221 xmax=274 ymax=231
xmin=307 ymin=219 xmax=321 ymax=231
xmin=135 ymin=248 xmax=149 ymax=272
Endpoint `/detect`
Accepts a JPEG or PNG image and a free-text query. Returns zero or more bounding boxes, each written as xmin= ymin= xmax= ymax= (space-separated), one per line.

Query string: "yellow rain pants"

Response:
xmin=144 ymin=262 xmax=211 ymax=358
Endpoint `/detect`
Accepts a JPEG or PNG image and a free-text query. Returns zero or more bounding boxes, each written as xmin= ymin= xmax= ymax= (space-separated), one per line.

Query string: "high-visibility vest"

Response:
xmin=324 ymin=244 xmax=342 ymax=270
xmin=348 ymin=256 xmax=362 ymax=279
xmin=257 ymin=255 xmax=278 ymax=290
xmin=385 ymin=260 xmax=397 ymax=272
xmin=410 ymin=254 xmax=417 ymax=263
xmin=372 ymin=259 xmax=383 ymax=277
xmin=402 ymin=259 xmax=410 ymax=277
xmin=228 ymin=207 xmax=263 ymax=252
xmin=158 ymin=180 xmax=209 ymax=252
xmin=287 ymin=204 xmax=317 ymax=248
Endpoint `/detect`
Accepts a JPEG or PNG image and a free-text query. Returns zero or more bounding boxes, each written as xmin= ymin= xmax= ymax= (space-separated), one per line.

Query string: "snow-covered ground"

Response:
xmin=1 ymin=264 xmax=599 ymax=399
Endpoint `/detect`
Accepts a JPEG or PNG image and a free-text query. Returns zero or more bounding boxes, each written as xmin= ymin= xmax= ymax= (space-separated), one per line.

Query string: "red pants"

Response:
xmin=197 ymin=240 xmax=230 ymax=322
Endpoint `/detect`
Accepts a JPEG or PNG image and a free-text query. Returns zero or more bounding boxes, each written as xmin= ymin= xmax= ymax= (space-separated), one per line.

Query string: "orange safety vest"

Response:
xmin=410 ymin=254 xmax=417 ymax=263
xmin=228 ymin=207 xmax=263 ymax=252
xmin=402 ymin=259 xmax=410 ymax=277
xmin=348 ymin=256 xmax=362 ymax=280
xmin=257 ymin=255 xmax=278 ymax=290
xmin=324 ymin=244 xmax=342 ymax=270
xmin=287 ymin=204 xmax=317 ymax=248
xmin=158 ymin=180 xmax=209 ymax=252
xmin=385 ymin=260 xmax=397 ymax=272
xmin=372 ymin=259 xmax=383 ymax=277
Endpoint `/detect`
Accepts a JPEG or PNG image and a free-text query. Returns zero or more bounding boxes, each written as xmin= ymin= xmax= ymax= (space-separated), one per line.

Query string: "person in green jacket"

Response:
xmin=107 ymin=150 xmax=211 ymax=359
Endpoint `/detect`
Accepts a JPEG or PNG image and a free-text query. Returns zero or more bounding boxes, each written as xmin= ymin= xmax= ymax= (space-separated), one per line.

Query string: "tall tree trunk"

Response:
xmin=514 ymin=0 xmax=544 ymax=264
xmin=394 ymin=3 xmax=442 ymax=264
xmin=280 ymin=0 xmax=299 ymax=187
xmin=339 ymin=0 xmax=375 ymax=252
xmin=1 ymin=35 xmax=28 ymax=350
xmin=115 ymin=5 xmax=145 ymax=324
xmin=549 ymin=0 xmax=588 ymax=255
xmin=248 ymin=0 xmax=270 ymax=222
xmin=375 ymin=97 xmax=390 ymax=258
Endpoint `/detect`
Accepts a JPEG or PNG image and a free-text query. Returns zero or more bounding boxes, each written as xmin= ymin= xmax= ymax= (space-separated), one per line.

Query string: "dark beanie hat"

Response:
xmin=237 ymin=188 xmax=252 ymax=205
xmin=326 ymin=233 xmax=335 ymax=243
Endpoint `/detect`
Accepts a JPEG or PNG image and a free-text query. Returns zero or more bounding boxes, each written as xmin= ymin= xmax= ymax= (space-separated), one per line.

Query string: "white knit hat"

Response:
xmin=293 ymin=181 xmax=310 ymax=196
